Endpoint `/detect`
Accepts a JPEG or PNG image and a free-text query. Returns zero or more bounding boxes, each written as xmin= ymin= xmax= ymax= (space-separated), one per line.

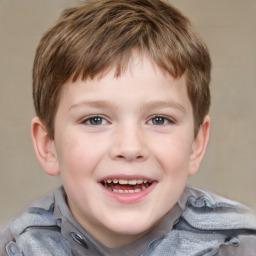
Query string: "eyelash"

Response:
xmin=147 ymin=115 xmax=175 ymax=126
xmin=81 ymin=115 xmax=109 ymax=125
xmin=80 ymin=115 xmax=175 ymax=126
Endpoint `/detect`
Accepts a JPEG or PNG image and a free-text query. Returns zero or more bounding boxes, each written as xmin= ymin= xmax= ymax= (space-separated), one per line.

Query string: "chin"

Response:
xmin=105 ymin=215 xmax=157 ymax=236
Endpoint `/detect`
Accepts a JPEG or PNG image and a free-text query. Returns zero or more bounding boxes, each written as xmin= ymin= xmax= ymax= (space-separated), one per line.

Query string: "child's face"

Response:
xmin=44 ymin=54 xmax=208 ymax=247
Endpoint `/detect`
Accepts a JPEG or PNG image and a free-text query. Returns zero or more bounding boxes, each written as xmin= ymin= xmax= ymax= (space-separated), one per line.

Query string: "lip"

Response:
xmin=99 ymin=174 xmax=154 ymax=182
xmin=98 ymin=175 xmax=157 ymax=203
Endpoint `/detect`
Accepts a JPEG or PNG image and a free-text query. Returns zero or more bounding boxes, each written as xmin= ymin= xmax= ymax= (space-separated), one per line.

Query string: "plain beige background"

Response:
xmin=0 ymin=0 xmax=255 ymax=227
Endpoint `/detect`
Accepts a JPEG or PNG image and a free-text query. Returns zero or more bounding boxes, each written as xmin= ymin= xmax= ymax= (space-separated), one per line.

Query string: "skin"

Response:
xmin=31 ymin=53 xmax=210 ymax=247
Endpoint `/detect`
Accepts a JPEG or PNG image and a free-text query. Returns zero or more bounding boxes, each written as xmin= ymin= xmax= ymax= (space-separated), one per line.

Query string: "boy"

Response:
xmin=1 ymin=0 xmax=256 ymax=255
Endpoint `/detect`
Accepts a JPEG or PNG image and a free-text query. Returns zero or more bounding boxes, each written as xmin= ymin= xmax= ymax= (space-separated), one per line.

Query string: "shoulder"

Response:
xmin=176 ymin=185 xmax=256 ymax=254
xmin=180 ymin=185 xmax=256 ymax=231
xmin=180 ymin=185 xmax=253 ymax=209
xmin=0 ymin=224 xmax=14 ymax=256
xmin=0 ymin=189 xmax=56 ymax=255
xmin=218 ymin=235 xmax=256 ymax=255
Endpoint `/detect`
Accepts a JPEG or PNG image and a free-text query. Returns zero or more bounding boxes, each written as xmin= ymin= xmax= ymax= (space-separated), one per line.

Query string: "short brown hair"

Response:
xmin=33 ymin=0 xmax=211 ymax=139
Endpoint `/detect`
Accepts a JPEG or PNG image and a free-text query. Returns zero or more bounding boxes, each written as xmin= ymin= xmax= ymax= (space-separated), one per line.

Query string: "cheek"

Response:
xmin=152 ymin=135 xmax=193 ymax=175
xmin=56 ymin=134 xmax=108 ymax=177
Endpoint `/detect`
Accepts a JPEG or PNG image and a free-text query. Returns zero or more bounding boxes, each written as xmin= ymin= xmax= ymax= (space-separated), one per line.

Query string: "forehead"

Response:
xmin=64 ymin=53 xmax=186 ymax=95
xmin=56 ymin=54 xmax=192 ymax=121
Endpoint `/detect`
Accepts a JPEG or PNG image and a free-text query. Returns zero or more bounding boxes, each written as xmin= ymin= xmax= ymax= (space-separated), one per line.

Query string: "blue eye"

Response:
xmin=148 ymin=116 xmax=172 ymax=125
xmin=83 ymin=116 xmax=108 ymax=125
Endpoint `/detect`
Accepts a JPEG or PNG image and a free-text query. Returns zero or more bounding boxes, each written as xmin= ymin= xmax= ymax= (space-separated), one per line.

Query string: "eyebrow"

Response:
xmin=68 ymin=100 xmax=119 ymax=112
xmin=69 ymin=100 xmax=186 ymax=113
xmin=140 ymin=100 xmax=186 ymax=114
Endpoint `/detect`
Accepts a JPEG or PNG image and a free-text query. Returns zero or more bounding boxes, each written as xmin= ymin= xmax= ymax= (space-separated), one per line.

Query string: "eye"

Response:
xmin=148 ymin=116 xmax=173 ymax=125
xmin=82 ymin=116 xmax=108 ymax=125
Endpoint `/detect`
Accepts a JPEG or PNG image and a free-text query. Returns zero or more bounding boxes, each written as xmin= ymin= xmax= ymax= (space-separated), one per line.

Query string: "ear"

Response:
xmin=188 ymin=115 xmax=210 ymax=176
xmin=31 ymin=117 xmax=60 ymax=176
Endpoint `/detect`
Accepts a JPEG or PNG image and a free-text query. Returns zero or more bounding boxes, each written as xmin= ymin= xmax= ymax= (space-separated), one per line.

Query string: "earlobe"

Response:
xmin=188 ymin=115 xmax=210 ymax=176
xmin=31 ymin=117 xmax=60 ymax=176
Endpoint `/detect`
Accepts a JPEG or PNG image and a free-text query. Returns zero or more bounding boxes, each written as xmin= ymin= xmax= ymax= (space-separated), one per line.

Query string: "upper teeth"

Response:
xmin=105 ymin=179 xmax=148 ymax=185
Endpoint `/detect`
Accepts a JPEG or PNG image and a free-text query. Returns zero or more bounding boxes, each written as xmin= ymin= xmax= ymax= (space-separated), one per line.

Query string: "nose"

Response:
xmin=109 ymin=124 xmax=149 ymax=162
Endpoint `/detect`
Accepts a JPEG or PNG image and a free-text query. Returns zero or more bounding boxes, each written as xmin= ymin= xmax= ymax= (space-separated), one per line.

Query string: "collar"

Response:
xmin=52 ymin=186 xmax=185 ymax=256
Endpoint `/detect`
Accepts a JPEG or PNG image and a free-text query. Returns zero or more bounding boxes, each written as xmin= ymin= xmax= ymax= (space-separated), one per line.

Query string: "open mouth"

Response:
xmin=100 ymin=179 xmax=153 ymax=194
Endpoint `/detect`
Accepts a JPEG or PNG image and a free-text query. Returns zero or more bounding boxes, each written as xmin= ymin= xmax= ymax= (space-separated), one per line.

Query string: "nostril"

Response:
xmin=116 ymin=154 xmax=125 ymax=159
xmin=115 ymin=153 xmax=145 ymax=161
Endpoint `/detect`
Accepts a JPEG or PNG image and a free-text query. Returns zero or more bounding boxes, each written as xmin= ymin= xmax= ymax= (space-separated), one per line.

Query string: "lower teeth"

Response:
xmin=105 ymin=186 xmax=147 ymax=193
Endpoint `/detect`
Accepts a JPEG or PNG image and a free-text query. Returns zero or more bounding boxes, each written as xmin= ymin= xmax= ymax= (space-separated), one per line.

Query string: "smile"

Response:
xmin=101 ymin=179 xmax=152 ymax=194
